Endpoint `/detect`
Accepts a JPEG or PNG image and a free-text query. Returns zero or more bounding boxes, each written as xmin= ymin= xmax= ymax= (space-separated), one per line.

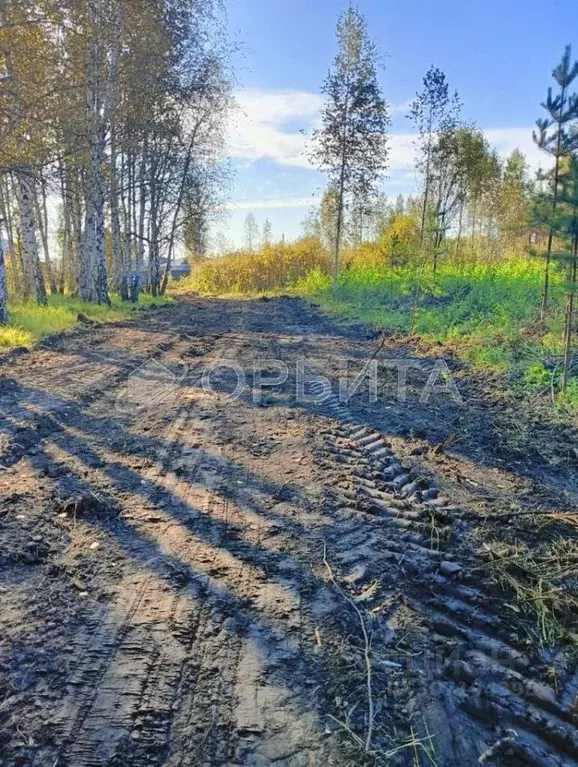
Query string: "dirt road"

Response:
xmin=1 ymin=296 xmax=578 ymax=766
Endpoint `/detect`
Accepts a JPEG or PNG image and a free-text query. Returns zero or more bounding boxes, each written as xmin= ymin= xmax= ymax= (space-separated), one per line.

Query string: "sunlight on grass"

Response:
xmin=1 ymin=294 xmax=175 ymax=351
xmin=0 ymin=325 xmax=34 ymax=349
xmin=175 ymin=238 xmax=330 ymax=295
xmin=295 ymin=259 xmax=572 ymax=383
xmin=162 ymin=240 xmax=577 ymax=405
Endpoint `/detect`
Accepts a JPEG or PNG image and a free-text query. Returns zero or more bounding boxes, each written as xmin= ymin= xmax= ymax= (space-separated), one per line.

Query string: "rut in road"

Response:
xmin=0 ymin=296 xmax=577 ymax=767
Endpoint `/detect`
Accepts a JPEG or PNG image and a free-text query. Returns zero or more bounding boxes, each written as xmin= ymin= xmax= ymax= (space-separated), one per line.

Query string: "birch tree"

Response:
xmin=408 ymin=66 xmax=461 ymax=249
xmin=0 ymin=0 xmax=231 ymax=307
xmin=310 ymin=5 xmax=389 ymax=283
xmin=244 ymin=213 xmax=259 ymax=252
xmin=0 ymin=237 xmax=8 ymax=324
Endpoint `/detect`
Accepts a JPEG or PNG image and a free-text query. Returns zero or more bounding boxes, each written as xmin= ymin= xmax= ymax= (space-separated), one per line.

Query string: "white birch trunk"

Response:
xmin=0 ymin=237 xmax=8 ymax=324
xmin=81 ymin=11 xmax=99 ymax=302
xmin=34 ymin=180 xmax=57 ymax=293
xmin=109 ymin=125 xmax=123 ymax=290
xmin=15 ymin=172 xmax=47 ymax=305
xmin=0 ymin=178 xmax=19 ymax=286
xmin=137 ymin=141 xmax=147 ymax=274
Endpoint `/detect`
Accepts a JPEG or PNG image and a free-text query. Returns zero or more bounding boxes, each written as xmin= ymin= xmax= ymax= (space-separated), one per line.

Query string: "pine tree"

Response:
xmin=533 ymin=45 xmax=578 ymax=316
xmin=310 ymin=4 xmax=389 ymax=283
xmin=554 ymin=159 xmax=578 ymax=393
xmin=533 ymin=155 xmax=578 ymax=392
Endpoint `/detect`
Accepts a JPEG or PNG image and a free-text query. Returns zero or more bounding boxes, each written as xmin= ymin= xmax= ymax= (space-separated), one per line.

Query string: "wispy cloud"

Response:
xmin=226 ymin=88 xmax=547 ymax=214
xmin=225 ymin=196 xmax=320 ymax=211
xmin=391 ymin=98 xmax=413 ymax=115
xmin=227 ymin=89 xmax=323 ymax=169
xmin=484 ymin=127 xmax=547 ymax=170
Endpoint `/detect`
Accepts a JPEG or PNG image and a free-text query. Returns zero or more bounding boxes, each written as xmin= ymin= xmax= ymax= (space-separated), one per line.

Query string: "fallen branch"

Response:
xmin=323 ymin=542 xmax=374 ymax=753
xmin=367 ymin=332 xmax=388 ymax=364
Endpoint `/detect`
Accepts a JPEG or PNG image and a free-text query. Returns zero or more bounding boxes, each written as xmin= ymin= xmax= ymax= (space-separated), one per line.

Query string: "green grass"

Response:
xmin=0 ymin=294 xmax=175 ymax=351
xmin=295 ymin=258 xmax=578 ymax=402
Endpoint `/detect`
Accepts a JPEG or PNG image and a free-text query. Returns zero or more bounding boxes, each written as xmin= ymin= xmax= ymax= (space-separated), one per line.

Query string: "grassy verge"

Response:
xmin=295 ymin=259 xmax=578 ymax=408
xmin=165 ymin=238 xmax=577 ymax=409
xmin=0 ymin=294 xmax=175 ymax=351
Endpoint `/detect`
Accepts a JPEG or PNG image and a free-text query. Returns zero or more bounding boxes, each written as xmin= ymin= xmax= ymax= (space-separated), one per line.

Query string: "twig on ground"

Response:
xmin=478 ymin=729 xmax=518 ymax=764
xmin=322 ymin=541 xmax=374 ymax=753
xmin=367 ymin=333 xmax=388 ymax=364
xmin=551 ymin=361 xmax=561 ymax=405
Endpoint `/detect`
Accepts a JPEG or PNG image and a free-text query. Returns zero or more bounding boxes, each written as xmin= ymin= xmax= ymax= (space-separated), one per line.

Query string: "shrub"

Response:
xmin=176 ymin=237 xmax=331 ymax=295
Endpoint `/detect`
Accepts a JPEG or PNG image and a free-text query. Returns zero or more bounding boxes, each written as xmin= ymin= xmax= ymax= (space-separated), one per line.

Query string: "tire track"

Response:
xmin=49 ymin=333 xmax=232 ymax=766
xmin=312 ymin=383 xmax=578 ymax=766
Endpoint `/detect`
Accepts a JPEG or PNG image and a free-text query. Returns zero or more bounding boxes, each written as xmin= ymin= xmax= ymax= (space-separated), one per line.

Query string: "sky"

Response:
xmin=217 ymin=0 xmax=578 ymax=249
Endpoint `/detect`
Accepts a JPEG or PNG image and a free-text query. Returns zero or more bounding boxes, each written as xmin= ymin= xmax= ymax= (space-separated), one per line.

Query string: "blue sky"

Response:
xmin=216 ymin=0 xmax=578 ymax=249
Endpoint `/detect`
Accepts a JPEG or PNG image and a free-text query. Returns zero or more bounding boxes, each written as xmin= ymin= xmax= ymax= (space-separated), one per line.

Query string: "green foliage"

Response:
xmin=560 ymin=377 xmax=578 ymax=405
xmin=296 ymin=256 xmax=574 ymax=383
xmin=522 ymin=362 xmax=551 ymax=389
xmin=0 ymin=294 xmax=174 ymax=351
xmin=310 ymin=6 xmax=390 ymax=199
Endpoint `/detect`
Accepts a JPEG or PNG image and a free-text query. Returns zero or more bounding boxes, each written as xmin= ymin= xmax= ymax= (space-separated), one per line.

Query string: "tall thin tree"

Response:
xmin=533 ymin=45 xmax=578 ymax=317
xmin=310 ymin=4 xmax=389 ymax=283
xmin=0 ymin=235 xmax=8 ymax=324
xmin=408 ymin=66 xmax=461 ymax=249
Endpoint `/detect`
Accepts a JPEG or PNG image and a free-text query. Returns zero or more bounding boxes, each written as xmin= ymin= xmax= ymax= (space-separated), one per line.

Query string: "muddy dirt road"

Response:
xmin=1 ymin=296 xmax=578 ymax=767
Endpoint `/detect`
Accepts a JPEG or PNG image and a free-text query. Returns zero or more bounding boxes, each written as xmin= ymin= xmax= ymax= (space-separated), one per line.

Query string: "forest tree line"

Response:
xmin=303 ymin=7 xmax=578 ymax=390
xmin=0 ymin=0 xmax=231 ymax=323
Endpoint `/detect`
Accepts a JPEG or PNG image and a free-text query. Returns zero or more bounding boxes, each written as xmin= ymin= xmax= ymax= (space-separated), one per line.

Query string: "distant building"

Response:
xmin=170 ymin=263 xmax=191 ymax=281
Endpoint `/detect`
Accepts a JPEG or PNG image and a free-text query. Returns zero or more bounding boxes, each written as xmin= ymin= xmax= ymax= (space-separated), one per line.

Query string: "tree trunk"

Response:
xmin=110 ymin=125 xmax=123 ymax=292
xmin=15 ymin=171 xmax=47 ymax=305
xmin=118 ymin=149 xmax=130 ymax=300
xmin=137 ymin=142 xmax=147 ymax=278
xmin=34 ymin=181 xmax=57 ymax=294
xmin=82 ymin=0 xmax=112 ymax=306
xmin=81 ymin=32 xmax=99 ymax=303
xmin=149 ymin=173 xmax=160 ymax=297
xmin=334 ymin=183 xmax=345 ymax=285
xmin=70 ymin=168 xmax=85 ymax=297
xmin=0 ymin=178 xmax=19 ymax=288
xmin=0 ymin=238 xmax=8 ymax=324
xmin=161 ymin=126 xmax=202 ymax=294
xmin=456 ymin=196 xmax=464 ymax=264
xmin=542 ymin=86 xmax=567 ymax=319
xmin=59 ymin=162 xmax=73 ymax=292
xmin=562 ymin=234 xmax=577 ymax=393
xmin=419 ymin=109 xmax=434 ymax=248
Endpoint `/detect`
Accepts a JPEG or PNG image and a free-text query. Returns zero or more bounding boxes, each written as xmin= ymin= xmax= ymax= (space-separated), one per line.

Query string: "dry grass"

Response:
xmin=480 ymin=536 xmax=578 ymax=644
xmin=175 ymin=237 xmax=330 ymax=295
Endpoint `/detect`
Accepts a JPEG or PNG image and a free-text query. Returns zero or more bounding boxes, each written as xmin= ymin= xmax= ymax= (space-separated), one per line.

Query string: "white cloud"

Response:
xmin=390 ymin=99 xmax=412 ymax=115
xmin=225 ymin=196 xmax=320 ymax=211
xmin=227 ymin=89 xmax=323 ymax=169
xmin=228 ymin=88 xmax=545 ymax=176
xmin=225 ymin=89 xmax=552 ymax=231
xmin=227 ymin=88 xmax=416 ymax=170
xmin=484 ymin=127 xmax=549 ymax=171
xmin=235 ymin=89 xmax=324 ymax=124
